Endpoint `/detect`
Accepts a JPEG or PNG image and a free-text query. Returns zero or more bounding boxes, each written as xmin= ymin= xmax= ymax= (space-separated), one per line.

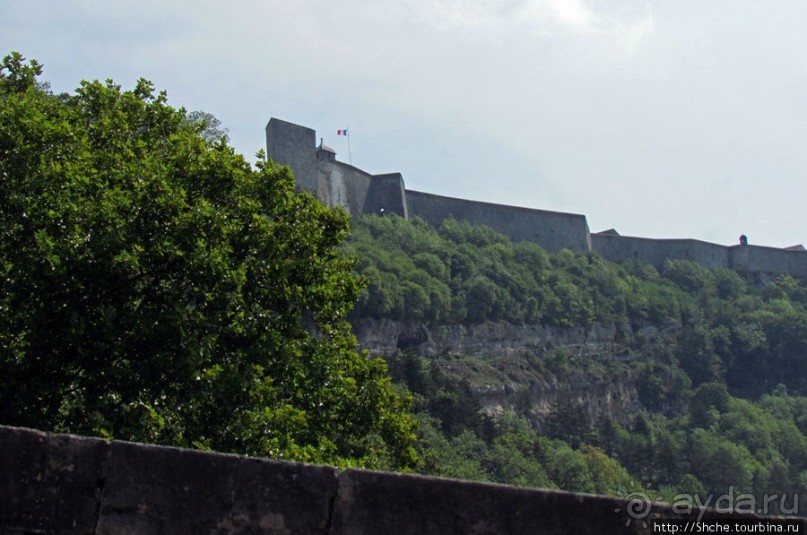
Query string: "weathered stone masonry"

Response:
xmin=267 ymin=118 xmax=807 ymax=279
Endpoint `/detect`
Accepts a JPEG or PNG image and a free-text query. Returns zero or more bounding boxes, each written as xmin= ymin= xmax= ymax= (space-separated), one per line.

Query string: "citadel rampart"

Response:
xmin=731 ymin=243 xmax=807 ymax=279
xmin=407 ymin=190 xmax=591 ymax=253
xmin=266 ymin=118 xmax=408 ymax=219
xmin=266 ymin=118 xmax=807 ymax=279
xmin=3 ymin=425 xmax=803 ymax=534
xmin=591 ymin=233 xmax=732 ymax=270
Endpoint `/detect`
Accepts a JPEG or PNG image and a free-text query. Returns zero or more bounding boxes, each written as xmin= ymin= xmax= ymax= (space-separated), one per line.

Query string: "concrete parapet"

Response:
xmin=0 ymin=425 xmax=337 ymax=534
xmin=332 ymin=468 xmax=639 ymax=534
xmin=97 ymin=438 xmax=337 ymax=534
xmin=0 ymin=423 xmax=109 ymax=533
xmin=3 ymin=425 xmax=804 ymax=534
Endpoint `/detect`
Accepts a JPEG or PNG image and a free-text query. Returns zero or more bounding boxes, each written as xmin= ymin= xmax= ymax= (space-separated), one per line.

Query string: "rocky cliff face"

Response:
xmin=354 ymin=318 xmax=619 ymax=359
xmin=352 ymin=319 xmax=662 ymax=426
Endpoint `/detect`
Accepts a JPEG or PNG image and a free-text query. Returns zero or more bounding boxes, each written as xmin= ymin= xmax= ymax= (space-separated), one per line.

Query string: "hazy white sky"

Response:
xmin=3 ymin=0 xmax=806 ymax=247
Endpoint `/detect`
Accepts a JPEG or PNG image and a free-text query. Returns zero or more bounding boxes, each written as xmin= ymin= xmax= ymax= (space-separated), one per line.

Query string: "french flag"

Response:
xmin=337 ymin=129 xmax=348 ymax=136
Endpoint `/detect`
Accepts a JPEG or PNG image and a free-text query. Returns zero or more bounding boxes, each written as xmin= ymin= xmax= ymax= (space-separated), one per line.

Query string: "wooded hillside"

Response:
xmin=344 ymin=214 xmax=807 ymax=511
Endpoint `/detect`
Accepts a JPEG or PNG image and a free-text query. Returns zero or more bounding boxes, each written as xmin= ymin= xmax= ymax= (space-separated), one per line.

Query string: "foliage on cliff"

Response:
xmin=346 ymin=213 xmax=807 ymax=397
xmin=345 ymin=213 xmax=807 ymax=509
xmin=0 ymin=53 xmax=416 ymax=470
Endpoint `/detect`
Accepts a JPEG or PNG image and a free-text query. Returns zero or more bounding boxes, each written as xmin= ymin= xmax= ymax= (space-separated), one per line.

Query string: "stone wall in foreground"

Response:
xmin=2 ymin=425 xmax=802 ymax=534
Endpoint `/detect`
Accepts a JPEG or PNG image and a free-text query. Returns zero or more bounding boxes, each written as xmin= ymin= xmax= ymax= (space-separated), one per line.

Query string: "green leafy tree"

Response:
xmin=689 ymin=382 xmax=730 ymax=429
xmin=0 ymin=53 xmax=416 ymax=469
xmin=688 ymin=429 xmax=757 ymax=494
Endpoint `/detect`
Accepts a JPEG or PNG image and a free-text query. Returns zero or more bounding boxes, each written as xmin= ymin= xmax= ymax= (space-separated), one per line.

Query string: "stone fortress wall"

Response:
xmin=407 ymin=191 xmax=592 ymax=254
xmin=266 ymin=118 xmax=807 ymax=278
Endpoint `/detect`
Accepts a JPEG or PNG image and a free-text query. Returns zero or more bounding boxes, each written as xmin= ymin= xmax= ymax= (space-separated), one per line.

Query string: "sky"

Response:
xmin=3 ymin=0 xmax=806 ymax=248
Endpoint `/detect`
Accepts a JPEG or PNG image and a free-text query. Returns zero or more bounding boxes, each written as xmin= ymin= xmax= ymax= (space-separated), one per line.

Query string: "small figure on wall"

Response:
xmin=739 ymin=234 xmax=748 ymax=246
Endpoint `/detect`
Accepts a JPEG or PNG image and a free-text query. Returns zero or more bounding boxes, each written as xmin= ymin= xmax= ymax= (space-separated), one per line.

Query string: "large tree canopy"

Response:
xmin=0 ymin=52 xmax=416 ymax=469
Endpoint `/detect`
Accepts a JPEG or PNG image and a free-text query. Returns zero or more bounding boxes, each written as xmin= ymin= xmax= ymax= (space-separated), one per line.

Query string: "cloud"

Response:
xmin=406 ymin=0 xmax=653 ymax=52
xmin=524 ymin=0 xmax=654 ymax=51
xmin=618 ymin=6 xmax=654 ymax=52
xmin=540 ymin=0 xmax=599 ymax=30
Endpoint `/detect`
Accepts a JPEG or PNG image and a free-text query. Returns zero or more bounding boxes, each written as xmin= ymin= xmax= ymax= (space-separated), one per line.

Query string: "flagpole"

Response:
xmin=347 ymin=126 xmax=352 ymax=166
